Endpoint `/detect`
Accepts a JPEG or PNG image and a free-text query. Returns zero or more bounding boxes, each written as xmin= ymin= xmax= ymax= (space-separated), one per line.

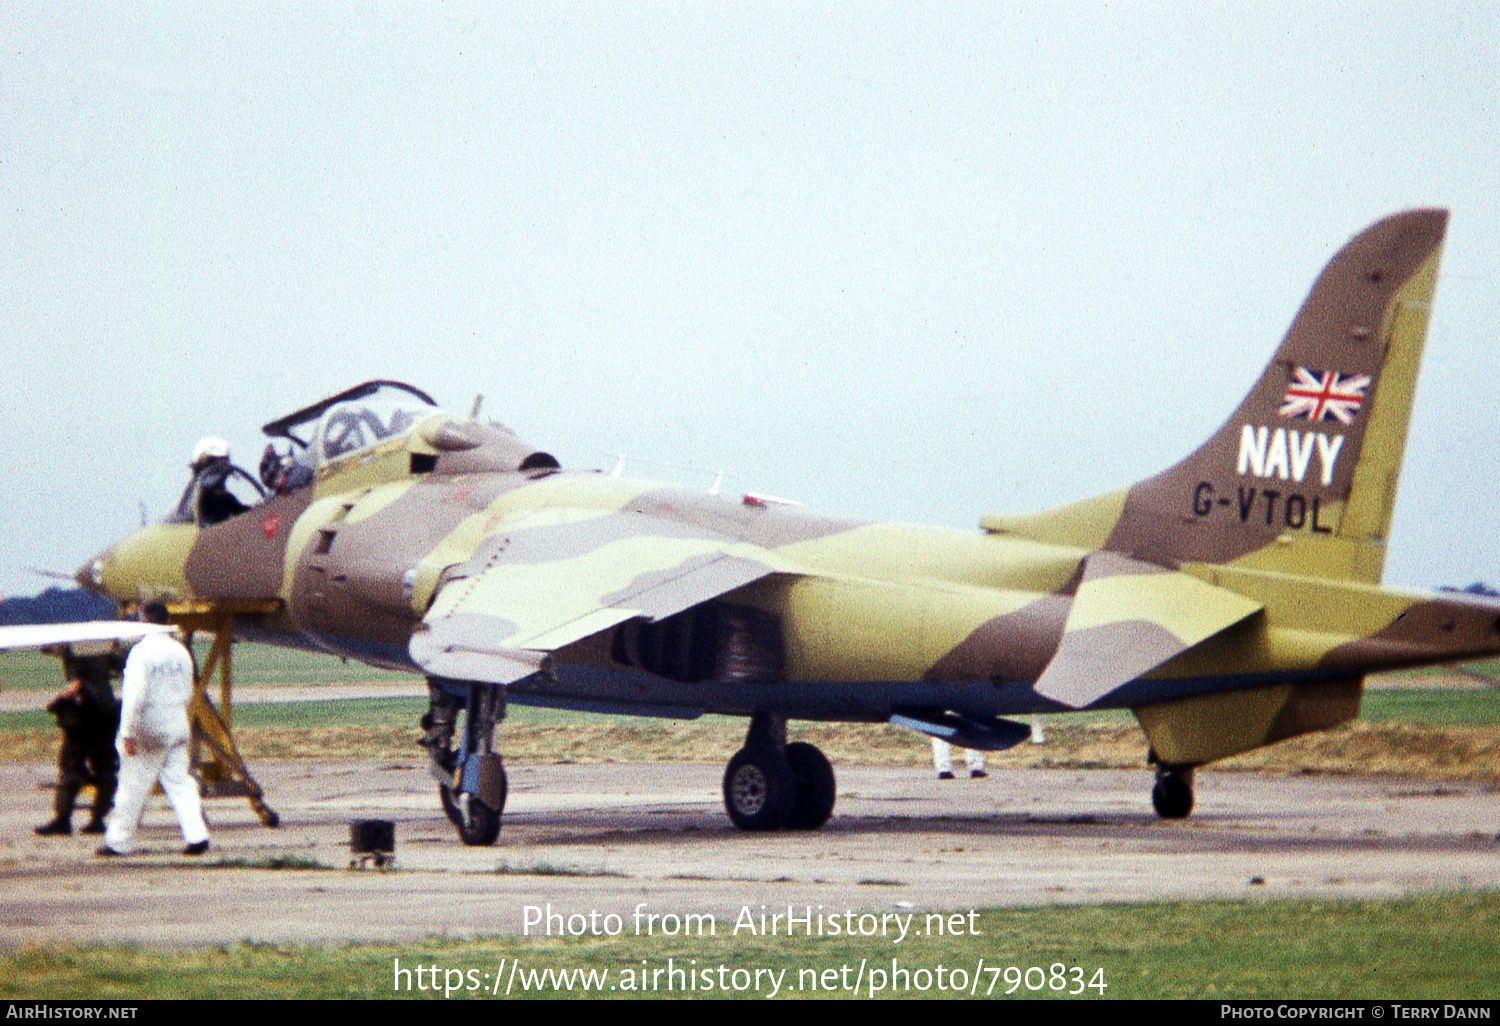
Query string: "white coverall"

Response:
xmin=104 ymin=631 xmax=209 ymax=853
xmin=931 ymin=738 xmax=986 ymax=778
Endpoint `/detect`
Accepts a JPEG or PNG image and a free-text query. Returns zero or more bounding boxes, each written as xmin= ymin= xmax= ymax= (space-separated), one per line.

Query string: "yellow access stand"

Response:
xmin=160 ymin=599 xmax=281 ymax=828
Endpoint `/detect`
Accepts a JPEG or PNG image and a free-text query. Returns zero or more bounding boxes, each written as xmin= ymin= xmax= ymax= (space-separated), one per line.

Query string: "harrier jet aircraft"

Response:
xmin=76 ymin=208 xmax=1500 ymax=845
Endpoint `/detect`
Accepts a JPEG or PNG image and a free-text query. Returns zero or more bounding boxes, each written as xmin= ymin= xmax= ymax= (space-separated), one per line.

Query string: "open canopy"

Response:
xmin=261 ymin=380 xmax=439 ymax=463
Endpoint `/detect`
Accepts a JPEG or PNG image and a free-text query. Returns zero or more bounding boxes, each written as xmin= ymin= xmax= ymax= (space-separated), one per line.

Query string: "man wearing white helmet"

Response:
xmin=190 ymin=436 xmax=249 ymax=524
xmin=190 ymin=436 xmax=231 ymax=467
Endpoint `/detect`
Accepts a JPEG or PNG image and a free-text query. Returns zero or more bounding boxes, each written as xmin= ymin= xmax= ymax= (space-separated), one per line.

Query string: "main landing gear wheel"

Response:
xmin=784 ymin=741 xmax=836 ymax=830
xmin=1151 ymin=768 xmax=1194 ymax=819
xmin=723 ymin=747 xmax=796 ymax=831
xmin=723 ymin=713 xmax=838 ymax=832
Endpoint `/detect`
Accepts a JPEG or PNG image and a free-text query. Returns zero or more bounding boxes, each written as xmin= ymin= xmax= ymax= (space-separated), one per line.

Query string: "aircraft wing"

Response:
xmin=409 ymin=507 xmax=797 ymax=684
xmin=1033 ymin=552 xmax=1263 ymax=708
xmin=0 ymin=621 xmax=172 ymax=654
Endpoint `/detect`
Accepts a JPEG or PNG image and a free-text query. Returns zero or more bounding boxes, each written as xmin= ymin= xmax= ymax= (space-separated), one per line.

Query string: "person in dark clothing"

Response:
xmin=259 ymin=442 xmax=314 ymax=495
xmin=191 ymin=437 xmax=250 ymax=525
xmin=35 ymin=652 xmax=122 ymax=836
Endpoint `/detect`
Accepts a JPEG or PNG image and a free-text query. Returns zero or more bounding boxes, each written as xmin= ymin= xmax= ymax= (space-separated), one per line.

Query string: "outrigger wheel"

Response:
xmin=1151 ymin=765 xmax=1195 ymax=819
xmin=722 ymin=713 xmax=836 ymax=831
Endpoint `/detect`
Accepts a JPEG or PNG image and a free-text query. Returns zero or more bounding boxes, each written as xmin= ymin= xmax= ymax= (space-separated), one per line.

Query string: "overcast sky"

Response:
xmin=4 ymin=2 xmax=1498 ymax=599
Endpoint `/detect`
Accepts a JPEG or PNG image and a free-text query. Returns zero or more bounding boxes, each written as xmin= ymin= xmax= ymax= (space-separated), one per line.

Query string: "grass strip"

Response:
xmin=3 ymin=892 xmax=1496 ymax=999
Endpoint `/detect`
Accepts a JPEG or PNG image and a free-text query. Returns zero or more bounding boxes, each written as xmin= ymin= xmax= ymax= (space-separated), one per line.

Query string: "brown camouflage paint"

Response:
xmin=80 ymin=210 xmax=1500 ymax=775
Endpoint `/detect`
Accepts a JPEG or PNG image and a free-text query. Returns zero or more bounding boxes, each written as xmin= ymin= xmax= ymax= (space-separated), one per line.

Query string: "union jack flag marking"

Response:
xmin=1279 ymin=367 xmax=1370 ymax=424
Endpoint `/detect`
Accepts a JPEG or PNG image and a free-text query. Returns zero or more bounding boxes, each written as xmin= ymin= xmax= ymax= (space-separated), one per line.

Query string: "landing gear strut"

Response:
xmin=722 ymin=713 xmax=836 ymax=831
xmin=422 ymin=678 xmax=507 ymax=846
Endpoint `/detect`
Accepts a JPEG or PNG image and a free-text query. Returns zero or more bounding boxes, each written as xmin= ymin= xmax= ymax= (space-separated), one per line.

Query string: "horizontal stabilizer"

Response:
xmin=1033 ymin=552 xmax=1263 ymax=709
xmin=889 ymin=711 xmax=1033 ymax=752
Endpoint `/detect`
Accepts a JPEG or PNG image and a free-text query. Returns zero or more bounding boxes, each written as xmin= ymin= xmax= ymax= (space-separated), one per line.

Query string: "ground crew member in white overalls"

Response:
xmin=98 ymin=603 xmax=210 ymax=857
xmin=931 ymin=738 xmax=987 ymax=780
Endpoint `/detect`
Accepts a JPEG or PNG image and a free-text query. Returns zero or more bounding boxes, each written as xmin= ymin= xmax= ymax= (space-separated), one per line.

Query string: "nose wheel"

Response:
xmin=424 ymin=678 xmax=508 ymax=846
xmin=442 ymin=780 xmax=504 ymax=847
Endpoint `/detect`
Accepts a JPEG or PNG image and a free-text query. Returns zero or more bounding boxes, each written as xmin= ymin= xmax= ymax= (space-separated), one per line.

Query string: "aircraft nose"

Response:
xmin=75 ymin=553 xmax=107 ymax=593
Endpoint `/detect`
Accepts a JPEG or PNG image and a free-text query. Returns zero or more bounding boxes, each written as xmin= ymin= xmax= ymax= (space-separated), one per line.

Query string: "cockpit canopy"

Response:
xmin=263 ymin=380 xmax=439 ymax=466
xmin=265 ymin=379 xmax=556 ymax=474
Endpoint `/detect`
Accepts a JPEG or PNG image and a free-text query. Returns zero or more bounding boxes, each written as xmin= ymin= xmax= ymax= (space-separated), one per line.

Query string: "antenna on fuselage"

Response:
xmin=470 ymin=394 xmax=484 ymax=419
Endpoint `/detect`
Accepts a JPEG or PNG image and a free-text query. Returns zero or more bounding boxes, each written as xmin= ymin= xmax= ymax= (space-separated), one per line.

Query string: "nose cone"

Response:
xmin=75 ymin=552 xmax=108 ymax=593
xmin=71 ymin=523 xmax=197 ymax=605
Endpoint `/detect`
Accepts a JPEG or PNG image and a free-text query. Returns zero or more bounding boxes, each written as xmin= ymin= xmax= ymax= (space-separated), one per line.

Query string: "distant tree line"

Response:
xmin=1438 ymin=582 xmax=1499 ymax=597
xmin=0 ymin=587 xmax=116 ymax=626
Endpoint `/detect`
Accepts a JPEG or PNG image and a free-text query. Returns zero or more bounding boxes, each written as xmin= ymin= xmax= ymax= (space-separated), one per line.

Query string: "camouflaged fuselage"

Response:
xmin=84 ymin=437 xmax=1500 ymax=746
xmin=80 ymin=209 xmax=1500 ymax=769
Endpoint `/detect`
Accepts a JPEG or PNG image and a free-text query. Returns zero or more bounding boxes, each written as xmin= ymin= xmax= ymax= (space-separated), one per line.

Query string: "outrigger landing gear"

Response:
xmin=722 ymin=712 xmax=836 ymax=831
xmin=422 ymin=678 xmax=507 ymax=846
xmin=1150 ymin=763 xmax=1195 ymax=820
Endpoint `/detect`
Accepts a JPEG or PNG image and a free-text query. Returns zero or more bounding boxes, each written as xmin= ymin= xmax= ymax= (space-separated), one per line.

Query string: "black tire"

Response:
xmin=438 ymin=785 xmax=464 ymax=828
xmin=723 ymin=746 xmax=795 ymax=831
xmin=457 ymin=796 xmax=501 ymax=846
xmin=784 ymin=741 xmax=836 ymax=830
xmin=444 ymin=765 xmax=506 ymax=846
xmin=1151 ymin=772 xmax=1194 ymax=819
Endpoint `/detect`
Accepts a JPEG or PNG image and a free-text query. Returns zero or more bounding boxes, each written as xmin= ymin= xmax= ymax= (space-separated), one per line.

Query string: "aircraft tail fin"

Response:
xmin=986 ymin=209 xmax=1448 ymax=584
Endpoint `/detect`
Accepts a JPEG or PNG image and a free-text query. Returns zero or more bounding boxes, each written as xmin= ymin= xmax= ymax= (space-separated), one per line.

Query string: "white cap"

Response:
xmin=191 ymin=436 xmax=230 ymax=465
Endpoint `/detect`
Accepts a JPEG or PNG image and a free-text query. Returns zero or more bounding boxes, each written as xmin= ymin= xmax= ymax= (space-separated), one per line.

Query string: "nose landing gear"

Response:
xmin=423 ymin=678 xmax=507 ymax=846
